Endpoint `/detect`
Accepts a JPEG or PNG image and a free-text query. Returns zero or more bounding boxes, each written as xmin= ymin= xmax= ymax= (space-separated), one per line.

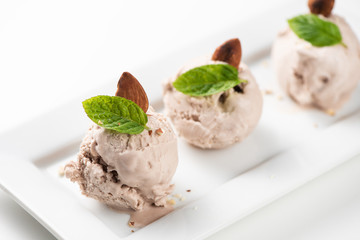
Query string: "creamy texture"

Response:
xmin=272 ymin=14 xmax=360 ymax=110
xmin=65 ymin=107 xmax=178 ymax=226
xmin=163 ymin=57 xmax=263 ymax=149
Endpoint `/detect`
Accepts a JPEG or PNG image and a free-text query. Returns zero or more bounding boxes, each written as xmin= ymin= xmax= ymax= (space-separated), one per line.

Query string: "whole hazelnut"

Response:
xmin=308 ymin=0 xmax=335 ymax=17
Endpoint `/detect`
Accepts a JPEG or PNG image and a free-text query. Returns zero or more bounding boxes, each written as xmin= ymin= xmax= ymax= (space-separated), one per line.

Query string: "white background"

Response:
xmin=1 ymin=0 xmax=360 ymax=239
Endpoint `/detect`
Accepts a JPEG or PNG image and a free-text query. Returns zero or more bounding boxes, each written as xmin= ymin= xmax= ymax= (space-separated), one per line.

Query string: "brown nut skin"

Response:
xmin=115 ymin=72 xmax=149 ymax=113
xmin=211 ymin=38 xmax=242 ymax=69
xmin=308 ymin=0 xmax=335 ymax=17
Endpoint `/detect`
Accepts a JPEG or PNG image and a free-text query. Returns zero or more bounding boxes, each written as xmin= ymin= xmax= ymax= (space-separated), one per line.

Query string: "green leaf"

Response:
xmin=173 ymin=64 xmax=247 ymax=97
xmin=82 ymin=95 xmax=148 ymax=135
xmin=288 ymin=14 xmax=346 ymax=48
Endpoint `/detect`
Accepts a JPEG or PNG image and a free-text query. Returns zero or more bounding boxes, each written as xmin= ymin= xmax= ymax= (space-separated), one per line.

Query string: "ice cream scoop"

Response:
xmin=65 ymin=73 xmax=178 ymax=227
xmin=163 ymin=39 xmax=263 ymax=149
xmin=272 ymin=5 xmax=360 ymax=111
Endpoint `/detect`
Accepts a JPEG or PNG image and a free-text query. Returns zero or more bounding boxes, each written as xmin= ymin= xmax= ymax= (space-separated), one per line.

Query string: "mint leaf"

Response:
xmin=288 ymin=14 xmax=346 ymax=48
xmin=173 ymin=64 xmax=247 ymax=97
xmin=82 ymin=95 xmax=148 ymax=135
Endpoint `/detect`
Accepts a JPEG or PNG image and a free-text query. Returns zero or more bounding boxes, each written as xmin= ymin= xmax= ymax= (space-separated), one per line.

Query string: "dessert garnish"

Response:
xmin=173 ymin=39 xmax=246 ymax=97
xmin=308 ymin=0 xmax=334 ymax=17
xmin=288 ymin=0 xmax=346 ymax=48
xmin=115 ymin=72 xmax=149 ymax=112
xmin=82 ymin=72 xmax=150 ymax=135
xmin=288 ymin=14 xmax=346 ymax=47
xmin=211 ymin=38 xmax=242 ymax=69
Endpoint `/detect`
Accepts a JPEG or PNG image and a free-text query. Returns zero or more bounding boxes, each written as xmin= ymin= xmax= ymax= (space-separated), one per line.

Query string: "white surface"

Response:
xmin=124 ymin=112 xmax=360 ymax=240
xmin=1 ymin=105 xmax=359 ymax=240
xmin=1 ymin=0 xmax=360 ymax=239
xmin=208 ymin=153 xmax=360 ymax=240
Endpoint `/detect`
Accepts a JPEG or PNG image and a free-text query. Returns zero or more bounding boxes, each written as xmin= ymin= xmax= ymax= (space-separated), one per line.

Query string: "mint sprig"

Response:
xmin=288 ymin=14 xmax=346 ymax=48
xmin=173 ymin=64 xmax=247 ymax=97
xmin=83 ymin=95 xmax=149 ymax=135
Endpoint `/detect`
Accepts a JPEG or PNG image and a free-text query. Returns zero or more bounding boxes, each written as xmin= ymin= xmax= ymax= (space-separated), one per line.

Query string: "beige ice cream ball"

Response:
xmin=163 ymin=57 xmax=263 ymax=149
xmin=65 ymin=107 xmax=178 ymax=211
xmin=272 ymin=14 xmax=360 ymax=110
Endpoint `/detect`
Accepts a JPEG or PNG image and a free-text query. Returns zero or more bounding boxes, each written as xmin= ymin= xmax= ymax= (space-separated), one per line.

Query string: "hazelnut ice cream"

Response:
xmin=272 ymin=14 xmax=360 ymax=110
xmin=65 ymin=72 xmax=178 ymax=227
xmin=65 ymin=107 xmax=178 ymax=226
xmin=163 ymin=54 xmax=263 ymax=149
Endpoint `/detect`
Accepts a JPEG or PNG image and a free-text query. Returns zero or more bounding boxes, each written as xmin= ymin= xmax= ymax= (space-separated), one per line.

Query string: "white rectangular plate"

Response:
xmin=1 ymin=1 xmax=360 ymax=239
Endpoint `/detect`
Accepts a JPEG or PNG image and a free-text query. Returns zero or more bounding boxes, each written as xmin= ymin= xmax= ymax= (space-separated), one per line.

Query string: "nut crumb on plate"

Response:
xmin=326 ymin=109 xmax=336 ymax=116
xmin=264 ymin=89 xmax=273 ymax=95
xmin=167 ymin=199 xmax=176 ymax=205
xmin=58 ymin=166 xmax=65 ymax=177
xmin=173 ymin=194 xmax=182 ymax=199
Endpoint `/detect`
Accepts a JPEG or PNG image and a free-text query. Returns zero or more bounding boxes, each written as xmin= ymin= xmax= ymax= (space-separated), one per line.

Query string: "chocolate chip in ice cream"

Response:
xmin=233 ymin=85 xmax=244 ymax=94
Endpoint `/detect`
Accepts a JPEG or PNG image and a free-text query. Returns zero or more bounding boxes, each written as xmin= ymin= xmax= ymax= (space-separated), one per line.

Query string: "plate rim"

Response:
xmin=1 ymin=0 xmax=359 ymax=239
